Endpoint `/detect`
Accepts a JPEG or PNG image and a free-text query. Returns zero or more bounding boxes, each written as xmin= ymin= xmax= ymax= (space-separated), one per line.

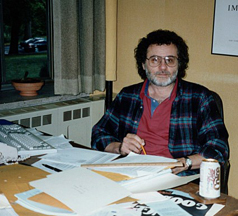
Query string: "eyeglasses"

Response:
xmin=146 ymin=55 xmax=178 ymax=67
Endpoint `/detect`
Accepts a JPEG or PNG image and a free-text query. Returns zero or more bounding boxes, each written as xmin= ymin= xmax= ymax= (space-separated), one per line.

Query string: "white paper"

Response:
xmin=118 ymin=169 xmax=172 ymax=186
xmin=40 ymin=148 xmax=119 ymax=166
xmin=0 ymin=193 xmax=18 ymax=216
xmin=26 ymin=128 xmax=74 ymax=150
xmin=0 ymin=208 xmax=19 ymax=216
xmin=121 ymin=172 xmax=200 ymax=193
xmin=15 ymin=189 xmax=77 ymax=216
xmin=130 ymin=191 xmax=167 ymax=203
xmin=30 ymin=167 xmax=131 ymax=215
xmin=0 ymin=193 xmax=12 ymax=209
xmin=205 ymin=203 xmax=224 ymax=216
xmin=106 ymin=200 xmax=190 ymax=216
xmin=32 ymin=159 xmax=78 ymax=173
xmin=212 ymin=0 xmax=238 ymax=56
xmin=90 ymin=152 xmax=177 ymax=177
xmin=43 ymin=134 xmax=74 ymax=149
xmin=147 ymin=200 xmax=191 ymax=216
xmin=0 ymin=142 xmax=18 ymax=164
xmin=86 ymin=204 xmax=135 ymax=216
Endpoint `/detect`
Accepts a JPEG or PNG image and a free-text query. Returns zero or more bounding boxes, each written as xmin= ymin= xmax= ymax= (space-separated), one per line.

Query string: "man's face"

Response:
xmin=143 ymin=44 xmax=179 ymax=87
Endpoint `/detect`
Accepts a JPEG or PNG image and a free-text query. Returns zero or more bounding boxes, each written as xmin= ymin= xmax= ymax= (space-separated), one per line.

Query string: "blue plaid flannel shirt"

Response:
xmin=91 ymin=79 xmax=229 ymax=175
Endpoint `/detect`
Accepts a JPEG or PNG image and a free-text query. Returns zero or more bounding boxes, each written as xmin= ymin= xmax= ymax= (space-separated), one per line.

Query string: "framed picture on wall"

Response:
xmin=212 ymin=0 xmax=238 ymax=57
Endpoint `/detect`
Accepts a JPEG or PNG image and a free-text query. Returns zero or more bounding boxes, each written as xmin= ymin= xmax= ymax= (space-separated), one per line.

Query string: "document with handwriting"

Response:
xmin=29 ymin=167 xmax=131 ymax=215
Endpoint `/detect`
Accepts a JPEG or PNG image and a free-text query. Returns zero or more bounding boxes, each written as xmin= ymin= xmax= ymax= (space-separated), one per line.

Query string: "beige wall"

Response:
xmin=115 ymin=0 xmax=238 ymax=198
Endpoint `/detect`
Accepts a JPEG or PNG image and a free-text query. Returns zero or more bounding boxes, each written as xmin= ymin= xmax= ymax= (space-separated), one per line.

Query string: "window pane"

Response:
xmin=2 ymin=0 xmax=49 ymax=84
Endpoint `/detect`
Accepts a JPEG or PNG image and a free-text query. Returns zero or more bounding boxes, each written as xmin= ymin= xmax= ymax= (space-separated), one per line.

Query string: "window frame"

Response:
xmin=0 ymin=0 xmax=5 ymax=89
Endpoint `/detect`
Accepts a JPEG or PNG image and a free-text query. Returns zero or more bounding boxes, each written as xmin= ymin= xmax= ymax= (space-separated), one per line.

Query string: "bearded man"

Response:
xmin=91 ymin=29 xmax=229 ymax=176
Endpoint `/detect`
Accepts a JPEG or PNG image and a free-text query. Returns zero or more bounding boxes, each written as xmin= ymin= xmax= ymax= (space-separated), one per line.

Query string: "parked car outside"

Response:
xmin=19 ymin=37 xmax=47 ymax=52
xmin=34 ymin=39 xmax=47 ymax=52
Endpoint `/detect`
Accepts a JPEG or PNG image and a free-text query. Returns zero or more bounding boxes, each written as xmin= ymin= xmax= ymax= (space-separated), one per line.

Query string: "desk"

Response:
xmin=0 ymin=164 xmax=238 ymax=216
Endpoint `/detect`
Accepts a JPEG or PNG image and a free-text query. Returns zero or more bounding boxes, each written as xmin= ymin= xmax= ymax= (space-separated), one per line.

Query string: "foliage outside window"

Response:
xmin=1 ymin=0 xmax=50 ymax=86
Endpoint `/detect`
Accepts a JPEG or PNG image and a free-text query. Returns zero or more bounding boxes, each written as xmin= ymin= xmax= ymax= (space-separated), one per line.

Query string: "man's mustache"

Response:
xmin=154 ymin=71 xmax=170 ymax=75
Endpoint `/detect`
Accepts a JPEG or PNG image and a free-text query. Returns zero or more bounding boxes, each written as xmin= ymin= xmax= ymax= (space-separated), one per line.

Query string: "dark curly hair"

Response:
xmin=134 ymin=29 xmax=189 ymax=80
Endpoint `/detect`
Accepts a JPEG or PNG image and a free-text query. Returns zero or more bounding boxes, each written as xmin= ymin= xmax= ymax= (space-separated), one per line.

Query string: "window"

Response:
xmin=0 ymin=0 xmax=52 ymax=90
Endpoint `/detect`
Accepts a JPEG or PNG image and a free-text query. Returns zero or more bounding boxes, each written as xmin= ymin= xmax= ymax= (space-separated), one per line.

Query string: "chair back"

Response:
xmin=210 ymin=90 xmax=230 ymax=194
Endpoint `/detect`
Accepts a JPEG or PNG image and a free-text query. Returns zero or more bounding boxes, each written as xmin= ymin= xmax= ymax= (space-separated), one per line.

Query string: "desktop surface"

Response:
xmin=1 ymin=162 xmax=238 ymax=216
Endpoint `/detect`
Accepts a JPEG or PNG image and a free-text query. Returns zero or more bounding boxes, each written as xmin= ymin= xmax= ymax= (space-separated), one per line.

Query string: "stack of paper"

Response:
xmin=15 ymin=188 xmax=77 ymax=216
xmin=32 ymin=147 xmax=119 ymax=174
xmin=21 ymin=167 xmax=131 ymax=215
xmin=81 ymin=152 xmax=200 ymax=193
xmin=9 ymin=149 xmax=223 ymax=216
xmin=13 ymin=185 xmax=225 ymax=216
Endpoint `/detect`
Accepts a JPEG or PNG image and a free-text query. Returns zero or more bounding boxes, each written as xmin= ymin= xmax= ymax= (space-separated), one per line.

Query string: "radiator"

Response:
xmin=0 ymin=97 xmax=105 ymax=148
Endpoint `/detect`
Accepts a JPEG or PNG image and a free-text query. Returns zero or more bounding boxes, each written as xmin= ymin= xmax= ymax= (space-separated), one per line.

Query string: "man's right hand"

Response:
xmin=105 ymin=133 xmax=145 ymax=156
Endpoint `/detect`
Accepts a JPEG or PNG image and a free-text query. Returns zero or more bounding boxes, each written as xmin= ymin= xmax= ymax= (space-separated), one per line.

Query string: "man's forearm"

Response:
xmin=104 ymin=142 xmax=122 ymax=154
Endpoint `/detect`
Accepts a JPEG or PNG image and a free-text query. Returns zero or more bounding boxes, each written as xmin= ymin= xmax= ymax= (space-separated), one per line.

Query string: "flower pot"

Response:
xmin=12 ymin=79 xmax=44 ymax=96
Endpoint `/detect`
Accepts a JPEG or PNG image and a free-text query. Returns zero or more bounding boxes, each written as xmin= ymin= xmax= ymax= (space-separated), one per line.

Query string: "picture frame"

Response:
xmin=212 ymin=0 xmax=238 ymax=57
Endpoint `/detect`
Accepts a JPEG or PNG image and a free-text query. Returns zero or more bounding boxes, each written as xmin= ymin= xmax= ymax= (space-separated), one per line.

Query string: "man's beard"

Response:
xmin=145 ymin=68 xmax=178 ymax=87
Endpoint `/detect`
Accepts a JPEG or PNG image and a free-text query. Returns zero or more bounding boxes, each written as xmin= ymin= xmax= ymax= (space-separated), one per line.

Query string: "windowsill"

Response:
xmin=0 ymin=82 xmax=91 ymax=111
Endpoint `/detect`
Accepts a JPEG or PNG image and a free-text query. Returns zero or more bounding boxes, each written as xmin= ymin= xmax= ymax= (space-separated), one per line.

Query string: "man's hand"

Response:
xmin=105 ymin=133 xmax=144 ymax=156
xmin=172 ymin=154 xmax=205 ymax=174
xmin=119 ymin=133 xmax=145 ymax=155
xmin=172 ymin=157 xmax=188 ymax=174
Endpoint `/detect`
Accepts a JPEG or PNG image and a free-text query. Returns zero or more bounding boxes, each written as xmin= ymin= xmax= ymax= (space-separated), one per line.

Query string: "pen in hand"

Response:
xmin=141 ymin=141 xmax=146 ymax=155
xmin=141 ymin=145 xmax=146 ymax=155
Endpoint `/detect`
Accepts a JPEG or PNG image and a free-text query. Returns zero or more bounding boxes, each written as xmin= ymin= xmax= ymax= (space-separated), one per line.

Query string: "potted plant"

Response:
xmin=12 ymin=71 xmax=44 ymax=96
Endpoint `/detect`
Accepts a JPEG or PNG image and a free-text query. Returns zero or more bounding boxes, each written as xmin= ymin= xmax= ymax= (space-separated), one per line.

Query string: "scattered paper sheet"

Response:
xmin=27 ymin=128 xmax=73 ymax=149
xmin=120 ymin=172 xmax=200 ymax=193
xmin=0 ymin=193 xmax=18 ymax=216
xmin=130 ymin=191 xmax=167 ymax=203
xmin=32 ymin=159 xmax=78 ymax=173
xmin=86 ymin=203 xmax=135 ymax=216
xmin=15 ymin=189 xmax=77 ymax=216
xmin=89 ymin=152 xmax=177 ymax=177
xmin=43 ymin=134 xmax=74 ymax=149
xmin=0 ymin=142 xmax=18 ymax=164
xmin=159 ymin=189 xmax=225 ymax=216
xmin=97 ymin=199 xmax=191 ymax=216
xmin=118 ymin=168 xmax=172 ymax=186
xmin=205 ymin=204 xmax=224 ymax=216
xmin=86 ymin=189 xmax=223 ymax=216
xmin=0 ymin=193 xmax=13 ymax=209
xmin=112 ymin=152 xmax=177 ymax=164
xmin=30 ymin=167 xmax=131 ymax=215
xmin=39 ymin=148 xmax=119 ymax=166
xmin=146 ymin=199 xmax=191 ymax=216
xmin=32 ymin=147 xmax=120 ymax=173
xmin=0 ymin=208 xmax=19 ymax=216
